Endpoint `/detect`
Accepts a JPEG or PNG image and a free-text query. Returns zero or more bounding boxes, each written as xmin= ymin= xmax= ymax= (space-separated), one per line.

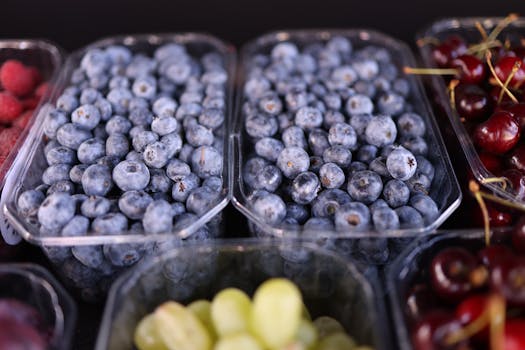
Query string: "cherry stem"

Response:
xmin=403 ymin=67 xmax=459 ymax=76
xmin=448 ymin=79 xmax=460 ymax=111
xmin=486 ymin=51 xmax=519 ymax=103
xmin=467 ymin=40 xmax=502 ymax=57
xmin=480 ymin=177 xmax=509 ymax=191
xmin=498 ymin=60 xmax=522 ymax=104
xmin=469 ymin=180 xmax=491 ymax=246
xmin=416 ymin=37 xmax=441 ymax=47
xmin=475 ymin=21 xmax=489 ymax=41
xmin=487 ymin=13 xmax=519 ymax=44
xmin=479 ymin=191 xmax=525 ymax=211
xmin=470 ymin=266 xmax=489 ymax=287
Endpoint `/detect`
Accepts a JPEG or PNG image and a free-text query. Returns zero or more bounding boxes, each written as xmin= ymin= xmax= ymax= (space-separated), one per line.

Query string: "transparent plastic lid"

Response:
xmin=2 ymin=33 xmax=236 ymax=246
xmin=231 ymin=29 xmax=461 ymax=238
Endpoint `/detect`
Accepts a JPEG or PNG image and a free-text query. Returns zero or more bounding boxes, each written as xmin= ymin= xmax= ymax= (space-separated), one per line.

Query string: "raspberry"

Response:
xmin=0 ymin=92 xmax=22 ymax=123
xmin=0 ymin=127 xmax=22 ymax=157
xmin=0 ymin=60 xmax=35 ymax=96
xmin=13 ymin=109 xmax=33 ymax=129
xmin=27 ymin=66 xmax=42 ymax=85
xmin=35 ymin=82 xmax=49 ymax=98
xmin=21 ymin=96 xmax=39 ymax=110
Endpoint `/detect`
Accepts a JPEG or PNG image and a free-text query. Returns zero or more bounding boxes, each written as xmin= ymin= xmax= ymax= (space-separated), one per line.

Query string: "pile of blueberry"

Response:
xmin=242 ymin=37 xmax=439 ymax=232
xmin=14 ymin=41 xmax=228 ymax=298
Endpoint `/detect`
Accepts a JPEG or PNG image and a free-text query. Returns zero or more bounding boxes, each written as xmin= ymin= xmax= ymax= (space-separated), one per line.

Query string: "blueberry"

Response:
xmin=171 ymin=173 xmax=200 ymax=202
xmin=198 ymin=108 xmax=224 ymax=130
xmin=365 ymin=115 xmax=397 ymax=147
xmin=107 ymin=88 xmax=133 ymax=115
xmin=47 ymin=180 xmax=75 ymax=195
xmin=132 ymin=75 xmax=157 ymax=99
xmin=331 ymin=66 xmax=357 ymax=85
xmin=349 ymin=114 xmax=372 ymax=139
xmin=369 ymin=156 xmax=391 ymax=178
xmin=17 ymin=190 xmax=45 ymax=217
xmin=132 ymin=130 xmax=159 ymax=152
xmin=334 ymin=202 xmax=370 ymax=231
xmin=61 ymin=215 xmax=89 ymax=237
xmin=380 ymin=144 xmax=397 ymax=157
xmin=304 ymin=217 xmax=334 ymax=231
xmin=244 ymin=76 xmax=271 ymax=101
xmin=285 ymin=90 xmax=308 ymax=112
xmin=373 ymin=77 xmax=390 ymax=94
xmin=113 ymin=160 xmax=150 ymax=191
xmin=97 ymin=155 xmax=120 ymax=169
xmin=190 ymin=146 xmax=222 ymax=179
xmin=82 ymin=164 xmax=113 ymax=196
xmin=386 ymin=147 xmax=417 ymax=180
xmin=397 ymin=112 xmax=426 ymax=137
xmin=243 ymin=157 xmax=267 ymax=189
xmin=346 ymin=95 xmax=373 ymax=116
xmin=291 ymin=171 xmax=320 ymax=204
xmin=258 ymin=94 xmax=282 ymax=115
xmin=319 ymin=163 xmax=345 ymax=189
xmin=42 ymin=164 xmax=71 ymax=185
xmin=94 ymin=98 xmax=113 ymax=121
xmin=400 ymin=136 xmax=428 ymax=156
xmin=154 ymin=43 xmax=186 ymax=61
xmin=377 ymin=92 xmax=405 ymax=116
xmin=92 ymin=212 xmax=128 ymax=235
xmin=356 ymin=145 xmax=378 ymax=164
xmin=311 ymin=189 xmax=351 ymax=218
xmin=286 ymin=203 xmax=309 ymax=224
xmin=153 ymin=96 xmax=177 ymax=117
xmin=178 ymin=144 xmax=194 ymax=163
xmin=69 ymin=164 xmax=89 ymax=184
xmin=309 ymin=156 xmax=324 ymax=174
xmin=72 ymin=246 xmax=105 ymax=269
xmin=253 ymin=165 xmax=282 ymax=192
xmin=383 ymin=179 xmax=410 ymax=208
xmin=347 ymin=170 xmax=383 ymax=204
xmin=415 ymin=156 xmax=435 ymax=183
xmin=322 ymin=146 xmax=352 ymax=168
xmin=245 ymin=114 xmax=278 ymax=138
xmin=129 ymin=107 xmax=154 ymax=127
xmin=56 ymin=94 xmax=79 ymax=113
xmin=186 ymin=124 xmax=214 ymax=147
xmin=105 ymin=115 xmax=132 ymax=135
xmin=129 ymin=125 xmax=146 ymax=139
xmin=71 ymin=104 xmax=101 ymax=130
xmin=323 ymin=92 xmax=342 ymax=110
xmin=276 ymin=147 xmax=310 ymax=179
xmin=81 ymin=195 xmax=111 ymax=218
xmin=327 ymin=36 xmax=352 ymax=53
xmin=151 ymin=116 xmax=179 ymax=136
xmin=81 ymin=48 xmax=110 ymax=77
xmin=175 ymin=102 xmax=203 ymax=120
xmin=126 ymin=55 xmax=156 ymax=79
xmin=109 ymin=76 xmax=130 ymax=90
xmin=250 ymin=190 xmax=286 ymax=224
xmin=79 ymin=88 xmax=101 ymax=105
xmin=171 ymin=202 xmax=186 ymax=217
xmin=395 ymin=206 xmax=424 ymax=228
xmin=353 ymin=59 xmax=379 ymax=81
xmin=255 ymin=137 xmax=284 ymax=162
xmin=282 ymin=126 xmax=307 ymax=149
xmin=323 ymin=110 xmax=345 ymax=129
xmin=37 ymin=192 xmax=76 ymax=230
xmin=77 ymin=138 xmax=106 ymax=164
xmin=271 ymin=42 xmax=299 ymax=61
xmin=93 ymin=124 xmax=108 ymax=139
xmin=180 ymin=91 xmax=203 ymax=104
xmin=165 ymin=62 xmax=192 ymax=84
xmin=308 ymin=128 xmax=330 ymax=156
xmin=125 ymin=151 xmax=143 ymax=162
xmin=161 ymin=132 xmax=183 ymax=158
xmin=57 ymin=123 xmax=93 ymax=150
xmin=118 ymin=190 xmax=153 ymax=220
xmin=103 ymin=243 xmax=143 ymax=267
xmin=43 ymin=108 xmax=68 ymax=139
xmin=143 ymin=200 xmax=173 ymax=234
xmin=166 ymin=159 xmax=191 ymax=179
xmin=295 ymin=106 xmax=323 ymax=130
xmin=148 ymin=169 xmax=172 ymax=193
xmin=186 ymin=186 xmax=221 ymax=215
xmin=369 ymin=198 xmax=389 ymax=213
xmin=410 ymin=194 xmax=439 ymax=223
xmin=327 ymin=122 xmax=357 ymax=150
xmin=45 ymin=146 xmax=76 ymax=165
xmin=393 ymin=78 xmax=410 ymax=97
xmin=372 ymin=206 xmax=400 ymax=230
xmin=348 ymin=161 xmax=368 ymax=177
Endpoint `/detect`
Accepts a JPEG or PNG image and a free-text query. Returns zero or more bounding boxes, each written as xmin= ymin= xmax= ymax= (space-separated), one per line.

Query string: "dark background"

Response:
xmin=0 ymin=0 xmax=523 ymax=51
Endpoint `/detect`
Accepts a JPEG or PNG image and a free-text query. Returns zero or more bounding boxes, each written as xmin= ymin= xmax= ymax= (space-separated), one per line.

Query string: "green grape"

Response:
xmin=316 ymin=332 xmax=356 ymax=350
xmin=313 ymin=316 xmax=345 ymax=339
xmin=214 ymin=333 xmax=263 ymax=350
xmin=187 ymin=300 xmax=216 ymax=340
xmin=134 ymin=314 xmax=169 ymax=350
xmin=211 ymin=288 xmax=252 ymax=337
xmin=153 ymin=301 xmax=212 ymax=350
xmin=296 ymin=318 xmax=318 ymax=349
xmin=302 ymin=303 xmax=311 ymax=321
xmin=251 ymin=278 xmax=302 ymax=348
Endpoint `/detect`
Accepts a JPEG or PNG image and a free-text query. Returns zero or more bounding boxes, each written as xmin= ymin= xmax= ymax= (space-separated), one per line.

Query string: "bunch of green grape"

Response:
xmin=134 ymin=278 xmax=374 ymax=350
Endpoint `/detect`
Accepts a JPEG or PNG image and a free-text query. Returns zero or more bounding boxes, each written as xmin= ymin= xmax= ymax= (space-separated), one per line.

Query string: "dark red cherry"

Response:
xmin=478 ymin=151 xmax=503 ymax=175
xmin=405 ymin=284 xmax=438 ymax=323
xmin=490 ymin=256 xmax=525 ymax=307
xmin=455 ymin=294 xmax=489 ymax=342
xmin=508 ymin=144 xmax=525 ymax=173
xmin=450 ymin=55 xmax=486 ymax=85
xmin=506 ymin=103 xmax=525 ymax=130
xmin=502 ymin=169 xmax=525 ymax=200
xmin=495 ymin=56 xmax=525 ymax=89
xmin=472 ymin=203 xmax=513 ymax=228
xmin=472 ymin=111 xmax=520 ymax=154
xmin=430 ymin=247 xmax=478 ymax=301
xmin=454 ymin=84 xmax=491 ymax=121
xmin=478 ymin=244 xmax=514 ymax=268
xmin=489 ymin=85 xmax=520 ymax=105
xmin=505 ymin=319 xmax=525 ymax=350
xmin=431 ymin=35 xmax=467 ymax=68
xmin=512 ymin=215 xmax=525 ymax=254
xmin=0 ymin=318 xmax=46 ymax=350
xmin=411 ymin=311 xmax=466 ymax=350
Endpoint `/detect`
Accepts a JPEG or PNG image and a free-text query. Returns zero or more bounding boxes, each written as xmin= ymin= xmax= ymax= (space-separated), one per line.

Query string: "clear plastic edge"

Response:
xmin=94 ymin=238 xmax=386 ymax=350
xmin=230 ymin=28 xmax=462 ymax=239
xmin=416 ymin=17 xmax=525 ymax=209
xmin=2 ymin=33 xmax=236 ymax=246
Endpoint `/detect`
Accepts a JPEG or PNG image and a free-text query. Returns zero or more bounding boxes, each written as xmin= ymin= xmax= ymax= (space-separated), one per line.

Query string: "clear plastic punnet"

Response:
xmin=231 ymin=30 xmax=461 ymax=263
xmin=1 ymin=33 xmax=235 ymax=300
xmin=0 ymin=263 xmax=76 ymax=350
xmin=417 ymin=17 xmax=525 ymax=207
xmin=95 ymin=239 xmax=388 ymax=350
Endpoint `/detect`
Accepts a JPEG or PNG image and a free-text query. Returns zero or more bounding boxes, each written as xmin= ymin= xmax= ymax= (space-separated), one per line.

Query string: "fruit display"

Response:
xmin=2 ymin=34 xmax=234 ymax=301
xmin=233 ymin=30 xmax=460 ymax=241
xmin=415 ymin=15 xmax=525 ymax=225
xmin=133 ymin=278 xmax=372 ymax=350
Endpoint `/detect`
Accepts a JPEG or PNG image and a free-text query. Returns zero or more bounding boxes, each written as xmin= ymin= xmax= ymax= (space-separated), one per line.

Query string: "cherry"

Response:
xmin=472 ymin=111 xmax=520 ymax=154
xmin=472 ymin=203 xmax=513 ymax=228
xmin=478 ymin=151 xmax=503 ymax=175
xmin=454 ymin=84 xmax=491 ymax=120
xmin=478 ymin=244 xmax=514 ymax=268
xmin=455 ymin=294 xmax=489 ymax=342
xmin=508 ymin=144 xmax=525 ymax=172
xmin=502 ymin=169 xmax=525 ymax=200
xmin=0 ymin=318 xmax=46 ymax=350
xmin=431 ymin=35 xmax=467 ymax=68
xmin=411 ymin=310 xmax=466 ymax=350
xmin=489 ymin=85 xmax=521 ymax=105
xmin=504 ymin=319 xmax=525 ymax=350
xmin=490 ymin=256 xmax=525 ymax=307
xmin=430 ymin=247 xmax=478 ymax=301
xmin=405 ymin=284 xmax=438 ymax=323
xmin=506 ymin=103 xmax=525 ymax=130
xmin=494 ymin=56 xmax=525 ymax=89
xmin=512 ymin=215 xmax=525 ymax=254
xmin=450 ymin=55 xmax=486 ymax=85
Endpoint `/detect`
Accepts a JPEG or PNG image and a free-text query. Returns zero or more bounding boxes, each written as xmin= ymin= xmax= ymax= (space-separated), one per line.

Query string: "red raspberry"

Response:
xmin=21 ymin=96 xmax=39 ymax=110
xmin=35 ymin=82 xmax=49 ymax=98
xmin=0 ymin=60 xmax=35 ymax=96
xmin=0 ymin=92 xmax=22 ymax=123
xmin=0 ymin=127 xmax=21 ymax=157
xmin=27 ymin=66 xmax=42 ymax=85
xmin=13 ymin=109 xmax=33 ymax=129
